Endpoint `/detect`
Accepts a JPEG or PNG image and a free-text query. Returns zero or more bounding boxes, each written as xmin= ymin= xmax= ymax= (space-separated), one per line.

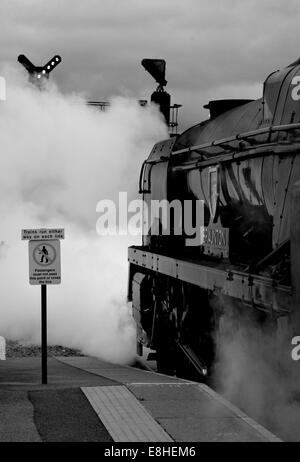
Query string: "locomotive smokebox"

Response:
xmin=151 ymin=89 xmax=171 ymax=125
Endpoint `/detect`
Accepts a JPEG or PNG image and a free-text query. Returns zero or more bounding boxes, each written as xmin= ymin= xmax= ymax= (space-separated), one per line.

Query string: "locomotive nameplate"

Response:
xmin=202 ymin=224 xmax=229 ymax=258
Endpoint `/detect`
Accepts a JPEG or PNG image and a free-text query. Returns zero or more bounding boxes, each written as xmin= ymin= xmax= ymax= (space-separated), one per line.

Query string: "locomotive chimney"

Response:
xmin=151 ymin=87 xmax=171 ymax=125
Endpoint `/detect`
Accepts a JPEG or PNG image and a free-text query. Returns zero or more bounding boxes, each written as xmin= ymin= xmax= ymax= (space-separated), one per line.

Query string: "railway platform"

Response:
xmin=0 ymin=356 xmax=281 ymax=442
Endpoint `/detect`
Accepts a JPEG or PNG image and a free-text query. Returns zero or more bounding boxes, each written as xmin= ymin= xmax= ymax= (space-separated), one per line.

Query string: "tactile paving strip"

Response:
xmin=82 ymin=385 xmax=173 ymax=442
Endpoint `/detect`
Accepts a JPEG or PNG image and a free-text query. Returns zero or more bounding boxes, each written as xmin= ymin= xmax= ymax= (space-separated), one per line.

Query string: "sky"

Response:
xmin=1 ymin=0 xmax=300 ymax=129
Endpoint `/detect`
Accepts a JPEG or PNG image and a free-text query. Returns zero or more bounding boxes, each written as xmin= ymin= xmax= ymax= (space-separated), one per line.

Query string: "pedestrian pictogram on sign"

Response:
xmin=29 ymin=239 xmax=61 ymax=285
xmin=33 ymin=243 xmax=56 ymax=266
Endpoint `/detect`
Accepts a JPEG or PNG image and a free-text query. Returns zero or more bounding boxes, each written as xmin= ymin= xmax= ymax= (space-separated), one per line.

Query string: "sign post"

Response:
xmin=41 ymin=284 xmax=47 ymax=384
xmin=22 ymin=228 xmax=64 ymax=385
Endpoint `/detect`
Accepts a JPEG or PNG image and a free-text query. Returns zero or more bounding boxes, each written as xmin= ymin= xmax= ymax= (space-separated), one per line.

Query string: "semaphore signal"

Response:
xmin=17 ymin=54 xmax=62 ymax=88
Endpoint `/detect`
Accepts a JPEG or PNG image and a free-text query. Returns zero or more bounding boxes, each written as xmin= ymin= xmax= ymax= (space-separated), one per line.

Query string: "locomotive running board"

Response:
xmin=128 ymin=246 xmax=291 ymax=316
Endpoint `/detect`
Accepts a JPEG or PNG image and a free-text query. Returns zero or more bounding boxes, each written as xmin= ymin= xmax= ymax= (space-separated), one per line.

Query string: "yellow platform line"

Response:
xmin=82 ymin=385 xmax=173 ymax=442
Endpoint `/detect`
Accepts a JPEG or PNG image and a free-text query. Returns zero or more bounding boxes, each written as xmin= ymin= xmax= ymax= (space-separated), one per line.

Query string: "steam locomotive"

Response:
xmin=128 ymin=58 xmax=300 ymax=378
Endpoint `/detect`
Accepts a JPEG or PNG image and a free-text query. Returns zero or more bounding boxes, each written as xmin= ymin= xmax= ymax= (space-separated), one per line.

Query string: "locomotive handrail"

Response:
xmin=172 ymin=141 xmax=300 ymax=172
xmin=139 ymin=160 xmax=152 ymax=194
xmin=172 ymin=122 xmax=300 ymax=156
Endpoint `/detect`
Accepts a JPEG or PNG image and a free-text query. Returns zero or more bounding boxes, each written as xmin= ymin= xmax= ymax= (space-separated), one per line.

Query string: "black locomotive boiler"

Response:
xmin=128 ymin=58 xmax=300 ymax=378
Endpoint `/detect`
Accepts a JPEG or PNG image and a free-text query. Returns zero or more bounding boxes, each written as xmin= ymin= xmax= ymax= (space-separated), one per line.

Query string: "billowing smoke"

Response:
xmin=0 ymin=68 xmax=168 ymax=364
xmin=214 ymin=301 xmax=300 ymax=441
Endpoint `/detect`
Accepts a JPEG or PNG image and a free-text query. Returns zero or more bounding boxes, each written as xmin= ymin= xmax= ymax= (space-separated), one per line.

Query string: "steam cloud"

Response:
xmin=214 ymin=304 xmax=300 ymax=441
xmin=0 ymin=68 xmax=168 ymax=364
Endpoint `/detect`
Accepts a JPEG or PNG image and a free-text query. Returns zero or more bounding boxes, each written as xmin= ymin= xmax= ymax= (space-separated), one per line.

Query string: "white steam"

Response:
xmin=0 ymin=69 xmax=168 ymax=364
xmin=214 ymin=307 xmax=300 ymax=441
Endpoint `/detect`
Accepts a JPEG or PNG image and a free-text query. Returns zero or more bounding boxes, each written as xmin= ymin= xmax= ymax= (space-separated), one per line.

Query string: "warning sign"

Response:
xmin=22 ymin=228 xmax=64 ymax=240
xmin=29 ymin=239 xmax=61 ymax=285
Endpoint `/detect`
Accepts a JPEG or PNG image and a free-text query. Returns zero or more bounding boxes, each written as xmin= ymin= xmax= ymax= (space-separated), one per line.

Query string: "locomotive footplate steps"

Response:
xmin=175 ymin=342 xmax=207 ymax=377
xmin=0 ymin=356 xmax=281 ymax=441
